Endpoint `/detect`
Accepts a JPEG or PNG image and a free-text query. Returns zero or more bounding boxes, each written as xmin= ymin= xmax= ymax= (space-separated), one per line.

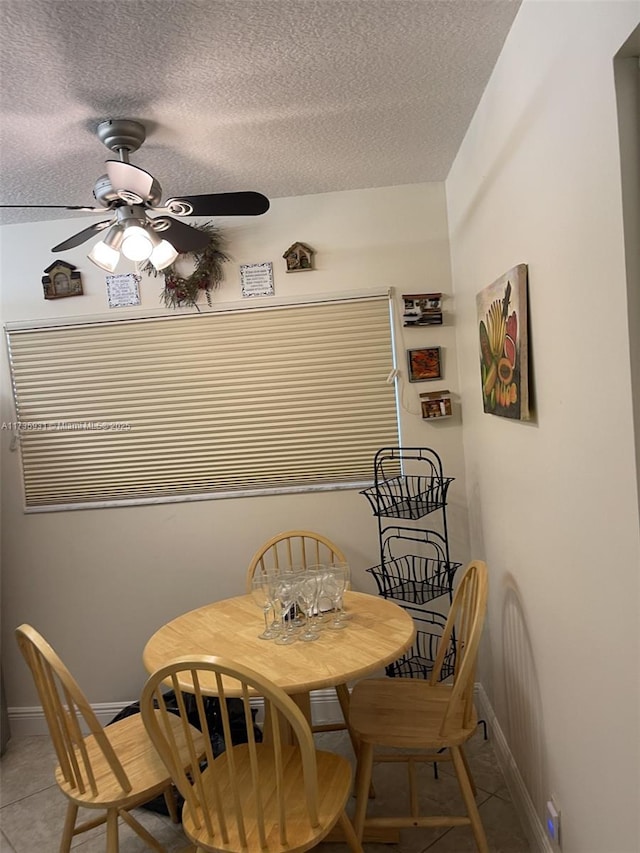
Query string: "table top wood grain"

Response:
xmin=143 ymin=590 xmax=416 ymax=697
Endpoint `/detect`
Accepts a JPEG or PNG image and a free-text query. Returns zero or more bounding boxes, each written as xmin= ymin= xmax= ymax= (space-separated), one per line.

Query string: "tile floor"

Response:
xmin=0 ymin=726 xmax=531 ymax=852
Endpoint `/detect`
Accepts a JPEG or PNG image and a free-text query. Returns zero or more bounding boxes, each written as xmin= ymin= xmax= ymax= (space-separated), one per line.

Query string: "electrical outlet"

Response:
xmin=546 ymin=798 xmax=561 ymax=848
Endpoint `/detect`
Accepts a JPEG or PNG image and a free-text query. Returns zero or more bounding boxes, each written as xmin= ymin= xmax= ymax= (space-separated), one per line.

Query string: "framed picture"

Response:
xmin=240 ymin=262 xmax=274 ymax=297
xmin=407 ymin=346 xmax=442 ymax=382
xmin=476 ymin=263 xmax=530 ymax=420
xmin=105 ymin=273 xmax=141 ymax=308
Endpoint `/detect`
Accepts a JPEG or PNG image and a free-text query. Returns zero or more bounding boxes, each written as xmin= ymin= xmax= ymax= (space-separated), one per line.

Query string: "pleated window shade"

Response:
xmin=6 ymin=295 xmax=398 ymax=510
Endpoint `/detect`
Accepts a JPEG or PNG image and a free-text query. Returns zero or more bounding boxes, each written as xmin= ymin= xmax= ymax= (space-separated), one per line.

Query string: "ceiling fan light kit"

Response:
xmin=88 ymin=236 xmax=120 ymax=272
xmin=2 ymin=118 xmax=269 ymax=281
xmin=149 ymin=239 xmax=179 ymax=271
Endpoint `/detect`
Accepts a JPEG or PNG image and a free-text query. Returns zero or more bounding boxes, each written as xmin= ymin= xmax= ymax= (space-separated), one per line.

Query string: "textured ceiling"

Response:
xmin=0 ymin=0 xmax=520 ymax=225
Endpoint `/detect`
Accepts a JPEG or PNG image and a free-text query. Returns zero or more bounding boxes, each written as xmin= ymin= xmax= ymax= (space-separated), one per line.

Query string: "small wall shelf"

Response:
xmin=420 ymin=390 xmax=452 ymax=420
xmin=402 ymin=293 xmax=443 ymax=326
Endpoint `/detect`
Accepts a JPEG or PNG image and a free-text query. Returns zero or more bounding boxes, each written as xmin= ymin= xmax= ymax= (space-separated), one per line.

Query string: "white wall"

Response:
xmin=446 ymin=3 xmax=640 ymax=852
xmin=1 ymin=182 xmax=469 ymax=706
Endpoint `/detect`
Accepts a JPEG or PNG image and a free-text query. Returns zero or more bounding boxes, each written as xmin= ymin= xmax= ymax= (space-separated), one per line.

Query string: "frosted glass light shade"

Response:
xmin=88 ymin=240 xmax=120 ymax=272
xmin=121 ymin=225 xmax=153 ymax=261
xmin=150 ymin=239 xmax=179 ymax=270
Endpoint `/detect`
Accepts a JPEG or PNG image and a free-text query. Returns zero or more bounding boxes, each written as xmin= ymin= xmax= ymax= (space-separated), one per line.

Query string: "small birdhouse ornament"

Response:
xmin=283 ymin=242 xmax=315 ymax=272
xmin=42 ymin=261 xmax=83 ymax=299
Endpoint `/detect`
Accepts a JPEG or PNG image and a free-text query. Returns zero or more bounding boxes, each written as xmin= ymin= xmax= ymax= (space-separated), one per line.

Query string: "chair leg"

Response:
xmin=451 ymin=746 xmax=489 ymax=853
xmin=163 ymin=784 xmax=179 ymax=823
xmin=341 ymin=682 xmax=376 ymax=800
xmin=59 ymin=802 xmax=78 ymax=853
xmin=408 ymin=757 xmax=419 ymax=817
xmin=106 ymin=808 xmax=119 ymax=853
xmin=335 ymin=682 xmax=352 ymax=733
xmin=119 ymin=808 xmax=166 ymax=852
xmin=337 ymin=682 xmax=376 ymax=796
xmin=338 ymin=810 xmax=364 ymax=853
xmin=460 ymin=746 xmax=476 ymax=796
xmin=353 ymin=740 xmax=374 ymax=841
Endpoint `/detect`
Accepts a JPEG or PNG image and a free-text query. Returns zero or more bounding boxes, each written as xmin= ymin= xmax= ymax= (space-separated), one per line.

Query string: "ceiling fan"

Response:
xmin=0 ymin=118 xmax=270 ymax=272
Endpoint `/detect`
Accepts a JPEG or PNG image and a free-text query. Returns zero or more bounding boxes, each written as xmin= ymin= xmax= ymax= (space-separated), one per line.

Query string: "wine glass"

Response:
xmin=306 ymin=565 xmax=328 ymax=632
xmin=250 ymin=575 xmax=279 ymax=640
xmin=273 ymin=574 xmax=298 ymax=645
xmin=323 ymin=568 xmax=347 ymax=630
xmin=287 ymin=565 xmax=306 ymax=628
xmin=297 ymin=572 xmax=320 ymax=642
xmin=331 ymin=562 xmax=351 ymax=621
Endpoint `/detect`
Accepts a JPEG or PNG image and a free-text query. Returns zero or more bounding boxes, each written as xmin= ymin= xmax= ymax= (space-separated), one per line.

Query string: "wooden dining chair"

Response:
xmin=140 ymin=654 xmax=363 ymax=853
xmin=246 ymin=529 xmax=348 ymax=588
xmin=348 ymin=560 xmax=490 ymax=853
xmin=246 ymin=529 xmax=352 ymax=736
xmin=15 ymin=624 xmax=206 ymax=853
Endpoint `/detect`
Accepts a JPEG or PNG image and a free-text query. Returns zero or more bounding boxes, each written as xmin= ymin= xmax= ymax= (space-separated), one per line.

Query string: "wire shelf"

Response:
xmin=360 ymin=474 xmax=454 ymax=519
xmin=368 ymin=555 xmax=461 ymax=605
xmin=359 ymin=447 xmax=454 ymax=520
xmin=366 ymin=526 xmax=460 ymax=605
xmin=386 ymin=610 xmax=455 ymax=681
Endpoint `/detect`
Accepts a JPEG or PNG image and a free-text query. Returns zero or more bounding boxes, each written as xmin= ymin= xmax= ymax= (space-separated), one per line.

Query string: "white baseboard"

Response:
xmin=475 ymin=683 xmax=554 ymax=853
xmin=7 ymin=688 xmax=343 ymax=738
xmin=7 ymin=701 xmax=128 ymax=736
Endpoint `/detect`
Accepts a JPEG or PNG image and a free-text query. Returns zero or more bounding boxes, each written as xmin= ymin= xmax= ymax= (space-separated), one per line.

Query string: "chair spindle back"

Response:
xmin=246 ymin=530 xmax=347 ymax=591
xmin=15 ymin=624 xmax=131 ymax=798
xmin=141 ymin=655 xmax=321 ymax=849
xmin=428 ymin=560 xmax=488 ymax=734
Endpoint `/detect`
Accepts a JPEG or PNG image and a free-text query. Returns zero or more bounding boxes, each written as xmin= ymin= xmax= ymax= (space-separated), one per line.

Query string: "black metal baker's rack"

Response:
xmin=360 ymin=446 xmax=461 ymax=681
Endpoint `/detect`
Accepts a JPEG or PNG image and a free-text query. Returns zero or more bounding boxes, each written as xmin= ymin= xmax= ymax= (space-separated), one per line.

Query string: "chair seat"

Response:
xmin=349 ymin=677 xmax=478 ymax=749
xmin=55 ymin=711 xmax=205 ymax=809
xmin=183 ymin=745 xmax=353 ymax=853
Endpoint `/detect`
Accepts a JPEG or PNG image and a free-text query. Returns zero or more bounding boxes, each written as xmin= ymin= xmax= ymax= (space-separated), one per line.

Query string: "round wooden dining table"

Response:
xmin=142 ymin=590 xmax=415 ymax=718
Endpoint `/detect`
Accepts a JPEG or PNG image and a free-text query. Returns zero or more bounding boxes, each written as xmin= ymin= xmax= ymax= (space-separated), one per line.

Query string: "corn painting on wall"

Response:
xmin=477 ymin=264 xmax=530 ymax=420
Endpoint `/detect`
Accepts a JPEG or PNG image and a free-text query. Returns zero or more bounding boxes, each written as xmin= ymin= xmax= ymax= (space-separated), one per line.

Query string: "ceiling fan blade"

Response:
xmin=106 ymin=160 xmax=155 ymax=201
xmin=51 ymin=220 xmax=112 ymax=252
xmin=154 ymin=216 xmax=211 ymax=253
xmin=0 ymin=204 xmax=104 ymax=211
xmin=165 ymin=191 xmax=270 ymax=217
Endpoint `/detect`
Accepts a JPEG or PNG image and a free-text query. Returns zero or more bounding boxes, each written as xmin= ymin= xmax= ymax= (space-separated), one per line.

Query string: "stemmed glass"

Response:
xmin=323 ymin=567 xmax=347 ymax=630
xmin=250 ymin=575 xmax=279 ymax=640
xmin=297 ymin=572 xmax=320 ymax=642
xmin=307 ymin=565 xmax=328 ymax=633
xmin=331 ymin=562 xmax=351 ymax=621
xmin=313 ymin=566 xmax=334 ymax=625
xmin=273 ymin=574 xmax=298 ymax=645
xmin=288 ymin=565 xmax=306 ymax=628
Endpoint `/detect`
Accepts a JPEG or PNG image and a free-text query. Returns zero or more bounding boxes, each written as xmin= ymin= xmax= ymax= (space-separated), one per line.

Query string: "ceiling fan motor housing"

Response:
xmin=92 ymin=174 xmax=120 ymax=207
xmin=115 ymin=204 xmax=151 ymax=228
xmin=93 ymin=172 xmax=163 ymax=209
xmin=96 ymin=119 xmax=146 ymax=155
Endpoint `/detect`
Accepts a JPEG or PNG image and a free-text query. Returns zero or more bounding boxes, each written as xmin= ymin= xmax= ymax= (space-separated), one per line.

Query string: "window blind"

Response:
xmin=6 ymin=295 xmax=399 ymax=510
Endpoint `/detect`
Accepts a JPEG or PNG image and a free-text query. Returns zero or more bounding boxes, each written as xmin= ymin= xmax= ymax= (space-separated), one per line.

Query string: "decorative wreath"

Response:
xmin=142 ymin=222 xmax=230 ymax=309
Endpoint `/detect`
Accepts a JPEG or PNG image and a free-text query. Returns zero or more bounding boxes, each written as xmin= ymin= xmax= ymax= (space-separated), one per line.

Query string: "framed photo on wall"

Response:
xmin=407 ymin=346 xmax=442 ymax=382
